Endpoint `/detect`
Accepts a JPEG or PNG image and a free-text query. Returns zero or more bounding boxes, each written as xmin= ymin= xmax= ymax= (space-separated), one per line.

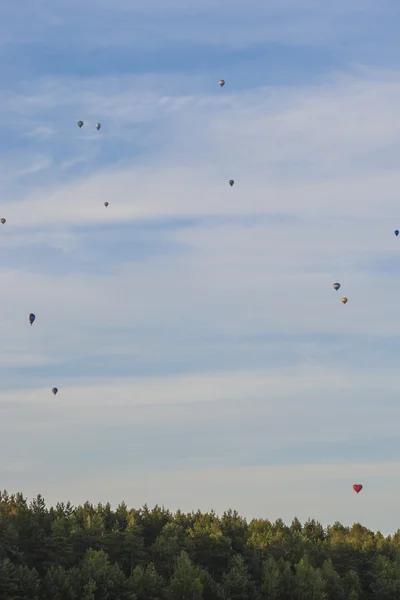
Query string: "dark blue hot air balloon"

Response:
xmin=395 ymin=230 xmax=399 ymax=236
xmin=52 ymin=388 xmax=58 ymax=395
xmin=29 ymin=313 xmax=35 ymax=326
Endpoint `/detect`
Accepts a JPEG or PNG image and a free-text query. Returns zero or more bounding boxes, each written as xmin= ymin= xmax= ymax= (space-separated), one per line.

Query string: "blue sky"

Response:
xmin=2 ymin=0 xmax=400 ymax=534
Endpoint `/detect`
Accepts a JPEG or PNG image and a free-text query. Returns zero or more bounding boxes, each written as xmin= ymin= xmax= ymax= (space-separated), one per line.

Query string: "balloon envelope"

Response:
xmin=52 ymin=388 xmax=58 ymax=395
xmin=77 ymin=120 xmax=84 ymax=128
xmin=29 ymin=313 xmax=35 ymax=325
xmin=218 ymin=80 xmax=225 ymax=87
xmin=104 ymin=202 xmax=109 ymax=207
xmin=353 ymin=484 xmax=363 ymax=493
xmin=0 ymin=218 xmax=6 ymax=224
xmin=341 ymin=298 xmax=348 ymax=304
xmin=333 ymin=283 xmax=340 ymax=290
xmin=229 ymin=180 xmax=234 ymax=186
xmin=395 ymin=230 xmax=399 ymax=236
xmin=96 ymin=123 xmax=101 ymax=130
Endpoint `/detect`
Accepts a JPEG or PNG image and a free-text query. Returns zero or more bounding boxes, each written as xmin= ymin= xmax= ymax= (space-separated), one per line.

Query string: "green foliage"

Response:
xmin=130 ymin=562 xmax=163 ymax=600
xmin=167 ymin=550 xmax=203 ymax=599
xmin=0 ymin=489 xmax=398 ymax=599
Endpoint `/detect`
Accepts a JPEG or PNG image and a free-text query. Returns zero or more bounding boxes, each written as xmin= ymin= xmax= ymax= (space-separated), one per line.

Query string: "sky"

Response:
xmin=2 ymin=0 xmax=400 ymax=535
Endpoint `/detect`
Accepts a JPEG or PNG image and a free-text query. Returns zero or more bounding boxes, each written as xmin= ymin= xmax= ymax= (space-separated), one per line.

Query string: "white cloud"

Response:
xmin=2 ymin=69 xmax=400 ymax=231
xmin=2 ymin=17 xmax=400 ymax=532
xmin=0 ymin=367 xmax=399 ymax=442
xmin=1 ymin=0 xmax=397 ymax=49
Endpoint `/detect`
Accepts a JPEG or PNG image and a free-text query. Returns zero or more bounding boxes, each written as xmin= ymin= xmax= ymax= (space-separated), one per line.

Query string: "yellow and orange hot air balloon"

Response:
xmin=341 ymin=297 xmax=348 ymax=304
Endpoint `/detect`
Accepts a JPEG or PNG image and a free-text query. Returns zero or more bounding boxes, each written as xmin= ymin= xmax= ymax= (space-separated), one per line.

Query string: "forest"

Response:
xmin=0 ymin=490 xmax=399 ymax=599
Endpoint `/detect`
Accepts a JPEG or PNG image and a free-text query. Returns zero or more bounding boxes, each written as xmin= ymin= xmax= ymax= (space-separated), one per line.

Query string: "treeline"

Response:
xmin=0 ymin=491 xmax=399 ymax=599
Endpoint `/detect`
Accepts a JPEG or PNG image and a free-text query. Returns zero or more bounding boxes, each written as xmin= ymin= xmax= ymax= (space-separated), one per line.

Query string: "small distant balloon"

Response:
xmin=77 ymin=121 xmax=84 ymax=128
xmin=29 ymin=313 xmax=35 ymax=325
xmin=395 ymin=230 xmax=399 ymax=236
xmin=218 ymin=80 xmax=225 ymax=87
xmin=229 ymin=180 xmax=234 ymax=186
xmin=52 ymin=388 xmax=58 ymax=395
xmin=353 ymin=484 xmax=363 ymax=494
xmin=0 ymin=218 xmax=6 ymax=224
xmin=341 ymin=298 xmax=348 ymax=304
xmin=333 ymin=283 xmax=340 ymax=291
xmin=96 ymin=123 xmax=101 ymax=130
xmin=104 ymin=202 xmax=109 ymax=207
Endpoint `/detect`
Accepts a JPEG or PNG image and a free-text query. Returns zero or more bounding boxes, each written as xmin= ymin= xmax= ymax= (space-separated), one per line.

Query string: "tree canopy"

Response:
xmin=0 ymin=489 xmax=397 ymax=599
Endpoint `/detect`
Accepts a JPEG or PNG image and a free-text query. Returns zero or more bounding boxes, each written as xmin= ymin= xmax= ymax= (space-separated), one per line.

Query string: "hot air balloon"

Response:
xmin=29 ymin=313 xmax=35 ymax=325
xmin=218 ymin=80 xmax=225 ymax=87
xmin=341 ymin=298 xmax=348 ymax=304
xmin=333 ymin=283 xmax=340 ymax=291
xmin=52 ymin=388 xmax=58 ymax=395
xmin=229 ymin=180 xmax=234 ymax=186
xmin=0 ymin=218 xmax=6 ymax=224
xmin=77 ymin=120 xmax=84 ymax=128
xmin=96 ymin=123 xmax=101 ymax=130
xmin=395 ymin=230 xmax=399 ymax=236
xmin=353 ymin=484 xmax=363 ymax=493
xmin=104 ymin=202 xmax=109 ymax=207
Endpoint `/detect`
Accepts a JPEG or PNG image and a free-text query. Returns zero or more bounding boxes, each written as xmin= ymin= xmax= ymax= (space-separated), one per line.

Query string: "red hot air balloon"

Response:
xmin=353 ymin=484 xmax=363 ymax=493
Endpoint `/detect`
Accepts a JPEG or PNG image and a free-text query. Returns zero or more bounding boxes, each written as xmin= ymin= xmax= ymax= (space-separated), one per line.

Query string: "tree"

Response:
xmin=0 ymin=559 xmax=40 ymax=600
xmin=278 ymin=558 xmax=295 ymax=600
xmin=79 ymin=548 xmax=128 ymax=599
xmin=260 ymin=556 xmax=281 ymax=599
xmin=294 ymin=557 xmax=327 ymax=600
xmin=46 ymin=517 xmax=74 ymax=568
xmin=42 ymin=565 xmax=79 ymax=600
xmin=153 ymin=522 xmax=187 ymax=577
xmin=322 ymin=559 xmax=344 ymax=600
xmin=129 ymin=562 xmax=164 ymax=600
xmin=220 ymin=510 xmax=248 ymax=554
xmin=218 ymin=554 xmax=255 ymax=600
xmin=187 ymin=515 xmax=232 ymax=579
xmin=0 ymin=488 xmax=400 ymax=600
xmin=371 ymin=555 xmax=400 ymax=600
xmin=343 ymin=568 xmax=361 ymax=600
xmin=167 ymin=551 xmax=203 ymax=600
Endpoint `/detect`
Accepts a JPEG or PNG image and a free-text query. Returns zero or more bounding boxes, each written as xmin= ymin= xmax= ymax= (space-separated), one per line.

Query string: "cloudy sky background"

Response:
xmin=1 ymin=0 xmax=400 ymax=534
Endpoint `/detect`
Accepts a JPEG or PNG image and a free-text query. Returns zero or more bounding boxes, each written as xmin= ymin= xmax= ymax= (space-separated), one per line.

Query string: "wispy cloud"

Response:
xmin=1 ymin=0 xmax=400 ymax=530
xmin=2 ymin=68 xmax=400 ymax=227
xmin=1 ymin=0 xmax=398 ymax=50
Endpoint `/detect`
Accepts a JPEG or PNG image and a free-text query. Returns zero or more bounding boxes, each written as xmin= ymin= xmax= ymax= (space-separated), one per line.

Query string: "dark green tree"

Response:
xmin=260 ymin=556 xmax=281 ymax=599
xmin=79 ymin=548 xmax=128 ymax=599
xmin=167 ymin=550 xmax=203 ymax=600
xmin=0 ymin=559 xmax=40 ymax=600
xmin=294 ymin=557 xmax=327 ymax=600
xmin=129 ymin=562 xmax=164 ymax=600
xmin=0 ymin=489 xmax=399 ymax=600
xmin=218 ymin=554 xmax=256 ymax=600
